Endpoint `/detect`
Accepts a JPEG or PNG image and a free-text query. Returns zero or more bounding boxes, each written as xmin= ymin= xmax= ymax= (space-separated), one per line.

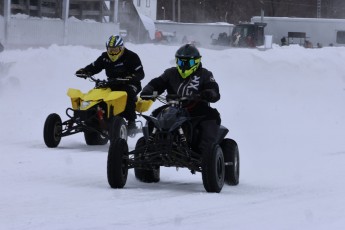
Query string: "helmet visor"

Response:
xmin=176 ymin=57 xmax=201 ymax=78
xmin=176 ymin=58 xmax=196 ymax=69
xmin=107 ymin=46 xmax=122 ymax=55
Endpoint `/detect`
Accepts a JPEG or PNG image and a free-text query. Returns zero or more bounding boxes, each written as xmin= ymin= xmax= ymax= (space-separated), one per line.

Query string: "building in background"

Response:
xmin=132 ymin=0 xmax=157 ymax=20
xmin=0 ymin=0 xmax=156 ymax=46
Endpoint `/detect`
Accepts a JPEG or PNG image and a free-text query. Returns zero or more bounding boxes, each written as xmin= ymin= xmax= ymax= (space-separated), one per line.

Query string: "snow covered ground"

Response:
xmin=1 ymin=43 xmax=345 ymax=230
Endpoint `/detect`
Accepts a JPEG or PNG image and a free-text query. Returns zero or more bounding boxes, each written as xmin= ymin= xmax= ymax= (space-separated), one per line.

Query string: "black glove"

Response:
xmin=140 ymin=85 xmax=155 ymax=100
xmin=201 ymin=89 xmax=218 ymax=102
xmin=75 ymin=68 xmax=89 ymax=79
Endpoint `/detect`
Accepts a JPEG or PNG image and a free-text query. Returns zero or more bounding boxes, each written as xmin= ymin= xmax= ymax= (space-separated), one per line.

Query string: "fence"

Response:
xmin=0 ymin=16 xmax=119 ymax=48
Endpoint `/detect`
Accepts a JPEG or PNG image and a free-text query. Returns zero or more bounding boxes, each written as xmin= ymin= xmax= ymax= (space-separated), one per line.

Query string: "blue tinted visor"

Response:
xmin=177 ymin=58 xmax=195 ymax=68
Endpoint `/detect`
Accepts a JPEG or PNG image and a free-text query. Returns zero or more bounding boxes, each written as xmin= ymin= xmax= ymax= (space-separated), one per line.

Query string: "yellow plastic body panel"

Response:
xmin=136 ymin=97 xmax=154 ymax=113
xmin=67 ymin=88 xmax=83 ymax=109
xmin=83 ymin=88 xmax=112 ymax=101
xmin=104 ymin=91 xmax=128 ymax=117
xmin=67 ymin=88 xmax=83 ymax=98
xmin=67 ymin=88 xmax=152 ymax=117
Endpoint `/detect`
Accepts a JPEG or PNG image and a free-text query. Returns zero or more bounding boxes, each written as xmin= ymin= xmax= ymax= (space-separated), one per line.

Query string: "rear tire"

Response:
xmin=202 ymin=145 xmax=225 ymax=193
xmin=84 ymin=130 xmax=108 ymax=145
xmin=109 ymin=116 xmax=127 ymax=142
xmin=107 ymin=138 xmax=129 ymax=188
xmin=220 ymin=138 xmax=240 ymax=185
xmin=134 ymin=137 xmax=160 ymax=183
xmin=43 ymin=113 xmax=62 ymax=148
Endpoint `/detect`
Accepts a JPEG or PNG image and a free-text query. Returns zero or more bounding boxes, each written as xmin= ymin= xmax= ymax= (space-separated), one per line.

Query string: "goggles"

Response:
xmin=107 ymin=46 xmax=122 ymax=55
xmin=176 ymin=58 xmax=196 ymax=68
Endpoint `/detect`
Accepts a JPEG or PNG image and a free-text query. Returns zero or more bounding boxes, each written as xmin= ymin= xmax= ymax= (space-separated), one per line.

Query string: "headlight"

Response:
xmin=80 ymin=101 xmax=91 ymax=109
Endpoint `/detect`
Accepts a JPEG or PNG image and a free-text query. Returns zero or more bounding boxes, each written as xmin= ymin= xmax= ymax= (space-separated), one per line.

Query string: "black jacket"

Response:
xmin=83 ymin=48 xmax=144 ymax=90
xmin=141 ymin=64 xmax=220 ymax=103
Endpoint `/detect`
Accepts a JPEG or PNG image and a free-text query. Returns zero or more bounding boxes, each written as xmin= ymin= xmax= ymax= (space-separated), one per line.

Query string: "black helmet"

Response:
xmin=175 ymin=44 xmax=201 ymax=59
xmin=175 ymin=44 xmax=202 ymax=79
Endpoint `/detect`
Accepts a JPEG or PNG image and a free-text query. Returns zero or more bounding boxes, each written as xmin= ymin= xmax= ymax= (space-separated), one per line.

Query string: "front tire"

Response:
xmin=220 ymin=138 xmax=240 ymax=185
xmin=202 ymin=145 xmax=225 ymax=193
xmin=134 ymin=137 xmax=160 ymax=183
xmin=107 ymin=138 xmax=129 ymax=188
xmin=43 ymin=113 xmax=62 ymax=148
xmin=109 ymin=116 xmax=127 ymax=142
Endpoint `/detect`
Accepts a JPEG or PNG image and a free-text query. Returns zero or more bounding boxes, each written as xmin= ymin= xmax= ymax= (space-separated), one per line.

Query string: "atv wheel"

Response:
xmin=220 ymin=138 xmax=240 ymax=185
xmin=107 ymin=138 xmax=129 ymax=188
xmin=109 ymin=116 xmax=127 ymax=142
xmin=84 ymin=130 xmax=108 ymax=145
xmin=201 ymin=145 xmax=225 ymax=193
xmin=134 ymin=137 xmax=160 ymax=183
xmin=43 ymin=113 xmax=62 ymax=148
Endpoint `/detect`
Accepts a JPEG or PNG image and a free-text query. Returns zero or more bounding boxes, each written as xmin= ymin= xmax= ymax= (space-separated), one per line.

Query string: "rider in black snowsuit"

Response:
xmin=140 ymin=44 xmax=221 ymax=156
xmin=75 ymin=35 xmax=144 ymax=130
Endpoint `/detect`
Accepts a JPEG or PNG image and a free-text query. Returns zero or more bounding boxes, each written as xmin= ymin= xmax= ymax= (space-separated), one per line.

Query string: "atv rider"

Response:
xmin=75 ymin=35 xmax=144 ymax=130
xmin=140 ymin=44 xmax=221 ymax=157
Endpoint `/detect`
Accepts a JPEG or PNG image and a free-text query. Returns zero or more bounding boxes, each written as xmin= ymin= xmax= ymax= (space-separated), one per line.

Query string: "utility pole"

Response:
xmin=317 ymin=0 xmax=322 ymax=18
xmin=172 ymin=0 xmax=180 ymax=22
xmin=4 ymin=0 xmax=10 ymax=44
xmin=259 ymin=0 xmax=264 ymax=22
xmin=162 ymin=6 xmax=165 ymax=20
xmin=177 ymin=0 xmax=180 ymax=22
xmin=172 ymin=0 xmax=175 ymax=21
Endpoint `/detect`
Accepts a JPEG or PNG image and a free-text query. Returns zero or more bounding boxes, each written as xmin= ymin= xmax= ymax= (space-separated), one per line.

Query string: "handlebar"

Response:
xmin=77 ymin=75 xmax=131 ymax=88
xmin=141 ymin=92 xmax=202 ymax=105
xmin=140 ymin=91 xmax=159 ymax=100
xmin=77 ymin=75 xmax=130 ymax=83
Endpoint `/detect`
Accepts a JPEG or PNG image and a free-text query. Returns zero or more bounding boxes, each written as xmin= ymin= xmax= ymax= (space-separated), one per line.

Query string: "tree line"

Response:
xmin=157 ymin=0 xmax=345 ymax=24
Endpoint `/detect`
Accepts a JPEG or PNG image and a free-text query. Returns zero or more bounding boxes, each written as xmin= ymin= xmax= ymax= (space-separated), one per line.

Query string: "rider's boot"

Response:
xmin=198 ymin=120 xmax=220 ymax=156
xmin=127 ymin=120 xmax=137 ymax=136
xmin=128 ymin=120 xmax=137 ymax=130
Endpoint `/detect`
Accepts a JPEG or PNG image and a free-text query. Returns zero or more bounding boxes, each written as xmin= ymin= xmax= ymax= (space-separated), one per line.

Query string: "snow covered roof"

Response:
xmin=138 ymin=13 xmax=156 ymax=40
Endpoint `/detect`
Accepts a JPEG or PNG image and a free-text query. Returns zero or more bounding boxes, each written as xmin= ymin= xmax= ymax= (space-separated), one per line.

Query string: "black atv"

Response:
xmin=107 ymin=94 xmax=239 ymax=193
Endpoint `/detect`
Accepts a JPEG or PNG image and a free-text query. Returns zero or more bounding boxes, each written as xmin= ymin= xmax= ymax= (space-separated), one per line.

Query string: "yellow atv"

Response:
xmin=43 ymin=76 xmax=153 ymax=148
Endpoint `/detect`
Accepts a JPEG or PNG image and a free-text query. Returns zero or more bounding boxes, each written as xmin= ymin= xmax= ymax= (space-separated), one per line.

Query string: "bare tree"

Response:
xmin=157 ymin=0 xmax=345 ymax=23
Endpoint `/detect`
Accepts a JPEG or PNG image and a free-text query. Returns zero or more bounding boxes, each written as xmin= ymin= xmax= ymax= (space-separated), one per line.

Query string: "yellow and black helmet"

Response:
xmin=106 ymin=35 xmax=124 ymax=62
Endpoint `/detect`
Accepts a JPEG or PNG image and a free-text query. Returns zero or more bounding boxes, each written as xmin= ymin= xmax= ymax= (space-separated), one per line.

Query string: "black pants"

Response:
xmin=188 ymin=103 xmax=221 ymax=155
xmin=110 ymin=84 xmax=140 ymax=121
xmin=188 ymin=102 xmax=221 ymax=125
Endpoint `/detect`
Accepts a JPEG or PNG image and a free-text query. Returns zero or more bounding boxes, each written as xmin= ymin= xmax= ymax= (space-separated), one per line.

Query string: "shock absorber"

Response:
xmin=178 ymin=127 xmax=189 ymax=144
xmin=147 ymin=127 xmax=157 ymax=144
xmin=140 ymin=127 xmax=157 ymax=160
xmin=178 ymin=127 xmax=190 ymax=158
xmin=97 ymin=105 xmax=106 ymax=129
xmin=97 ymin=106 xmax=104 ymax=120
